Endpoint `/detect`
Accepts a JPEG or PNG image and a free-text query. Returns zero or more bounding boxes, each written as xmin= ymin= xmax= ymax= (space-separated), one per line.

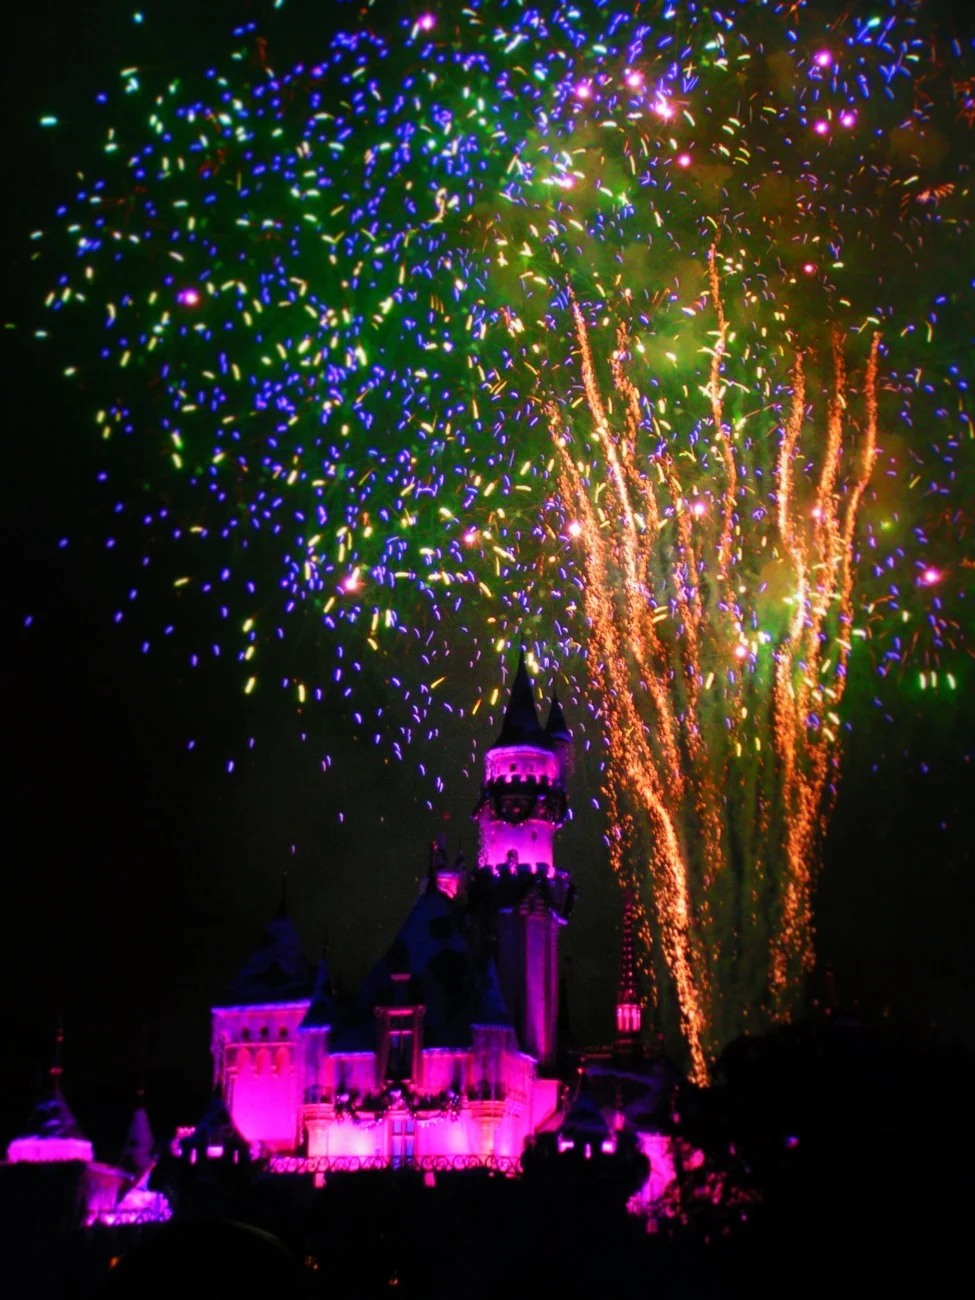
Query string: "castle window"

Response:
xmin=260 ymin=1026 xmax=269 ymax=1040
xmin=279 ymin=1026 xmax=289 ymax=1039
xmin=390 ymin=1116 xmax=415 ymax=1168
xmin=386 ymin=1027 xmax=414 ymax=1082
xmin=241 ymin=1029 xmax=250 ymax=1042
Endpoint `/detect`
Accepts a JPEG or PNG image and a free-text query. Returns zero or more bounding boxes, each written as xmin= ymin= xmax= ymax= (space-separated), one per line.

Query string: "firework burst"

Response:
xmin=35 ymin=0 xmax=974 ymax=1072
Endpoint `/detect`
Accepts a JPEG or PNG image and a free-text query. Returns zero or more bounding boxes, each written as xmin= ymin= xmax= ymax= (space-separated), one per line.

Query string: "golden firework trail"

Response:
xmin=545 ymin=257 xmax=879 ymax=1081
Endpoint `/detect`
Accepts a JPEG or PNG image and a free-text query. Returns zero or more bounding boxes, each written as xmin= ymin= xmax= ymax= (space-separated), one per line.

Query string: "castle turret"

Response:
xmin=473 ymin=651 xmax=573 ymax=1071
xmin=6 ymin=1022 xmax=94 ymax=1165
xmin=544 ymin=685 xmax=574 ymax=786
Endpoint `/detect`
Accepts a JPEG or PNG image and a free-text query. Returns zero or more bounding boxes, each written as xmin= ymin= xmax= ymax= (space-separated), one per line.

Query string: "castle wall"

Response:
xmin=212 ymin=1003 xmax=308 ymax=1152
xmin=479 ymin=745 xmax=560 ymax=871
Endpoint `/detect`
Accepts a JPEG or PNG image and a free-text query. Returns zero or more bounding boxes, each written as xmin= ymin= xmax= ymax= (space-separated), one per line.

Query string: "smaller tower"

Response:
xmin=614 ymin=889 xmax=643 ymax=1054
xmin=120 ymin=1092 xmax=154 ymax=1180
xmin=6 ymin=1020 xmax=95 ymax=1165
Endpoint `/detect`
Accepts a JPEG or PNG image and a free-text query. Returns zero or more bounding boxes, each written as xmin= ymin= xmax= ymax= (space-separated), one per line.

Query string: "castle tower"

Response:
xmin=6 ymin=1021 xmax=95 ymax=1165
xmin=210 ymin=879 xmax=314 ymax=1153
xmin=473 ymin=651 xmax=574 ymax=1071
xmin=614 ymin=889 xmax=643 ymax=1054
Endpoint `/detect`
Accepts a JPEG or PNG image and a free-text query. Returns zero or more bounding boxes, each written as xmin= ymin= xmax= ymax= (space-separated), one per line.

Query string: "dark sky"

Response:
xmin=2 ymin=0 xmax=973 ymax=1156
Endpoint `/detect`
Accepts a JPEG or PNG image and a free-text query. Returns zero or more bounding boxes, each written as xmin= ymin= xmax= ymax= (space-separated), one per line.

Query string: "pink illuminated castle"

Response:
xmin=208 ymin=651 xmax=577 ymax=1170
xmin=6 ymin=654 xmax=681 ymax=1224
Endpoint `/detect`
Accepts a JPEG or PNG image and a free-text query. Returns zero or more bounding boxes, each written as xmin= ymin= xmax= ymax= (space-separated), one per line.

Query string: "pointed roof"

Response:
xmin=120 ymin=1102 xmax=155 ymax=1178
xmin=7 ymin=1026 xmax=94 ymax=1163
xmin=559 ymin=1081 xmax=613 ymax=1142
xmin=16 ymin=1084 xmax=88 ymax=1144
xmin=181 ymin=1088 xmax=249 ymax=1159
xmin=216 ymin=903 xmax=313 ymax=1008
xmin=471 ymin=958 xmax=512 ymax=1029
xmin=491 ymin=649 xmax=548 ymax=749
xmin=544 ymin=687 xmax=572 ymax=744
xmin=331 ymin=886 xmax=502 ymax=1051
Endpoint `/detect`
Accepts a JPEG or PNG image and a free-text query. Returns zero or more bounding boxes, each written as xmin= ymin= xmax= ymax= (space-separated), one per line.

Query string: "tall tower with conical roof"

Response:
xmin=473 ymin=651 xmax=574 ymax=1071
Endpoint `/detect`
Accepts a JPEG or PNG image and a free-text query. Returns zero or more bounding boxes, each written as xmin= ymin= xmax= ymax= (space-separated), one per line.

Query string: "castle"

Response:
xmin=6 ymin=653 xmax=679 ymax=1219
xmin=208 ymin=650 xmax=582 ymax=1171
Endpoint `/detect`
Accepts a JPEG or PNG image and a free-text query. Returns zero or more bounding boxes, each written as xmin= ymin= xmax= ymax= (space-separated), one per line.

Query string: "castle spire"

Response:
xmin=302 ymin=927 xmax=335 ymax=1029
xmin=615 ymin=887 xmax=642 ymax=1051
xmin=544 ymin=683 xmax=573 ymax=782
xmin=543 ymin=685 xmax=571 ymax=743
xmin=492 ymin=647 xmax=547 ymax=749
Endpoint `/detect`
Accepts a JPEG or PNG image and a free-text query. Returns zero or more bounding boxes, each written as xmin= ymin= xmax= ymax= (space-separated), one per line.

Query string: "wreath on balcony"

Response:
xmin=334 ymin=1086 xmax=463 ymax=1127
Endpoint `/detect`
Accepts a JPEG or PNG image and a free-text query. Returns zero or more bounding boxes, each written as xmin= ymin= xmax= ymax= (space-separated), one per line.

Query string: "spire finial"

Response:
xmin=50 ymin=1015 xmax=65 ymax=1092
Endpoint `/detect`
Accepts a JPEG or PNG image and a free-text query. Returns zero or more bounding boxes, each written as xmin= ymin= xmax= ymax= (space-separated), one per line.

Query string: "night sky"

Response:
xmin=3 ymin=0 xmax=973 ymax=1157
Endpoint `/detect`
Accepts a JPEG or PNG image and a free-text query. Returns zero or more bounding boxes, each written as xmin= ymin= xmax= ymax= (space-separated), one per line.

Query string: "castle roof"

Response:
xmin=331 ymin=884 xmax=509 ymax=1051
xmin=559 ymin=1081 xmax=613 ymax=1142
xmin=120 ymin=1102 xmax=155 ymax=1178
xmin=181 ymin=1089 xmax=249 ymax=1158
xmin=216 ymin=902 xmax=313 ymax=1009
xmin=301 ymin=948 xmax=336 ymax=1030
xmin=471 ymin=958 xmax=512 ymax=1029
xmin=491 ymin=649 xmax=548 ymax=750
xmin=16 ymin=1083 xmax=88 ymax=1144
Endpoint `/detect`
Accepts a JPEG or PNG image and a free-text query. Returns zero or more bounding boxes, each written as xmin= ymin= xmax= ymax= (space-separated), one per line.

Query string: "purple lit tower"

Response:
xmin=473 ymin=651 xmax=575 ymax=1072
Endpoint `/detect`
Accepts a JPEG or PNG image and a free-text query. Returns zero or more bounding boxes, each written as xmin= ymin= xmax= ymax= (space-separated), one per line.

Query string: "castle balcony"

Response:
xmin=467 ymin=1098 xmax=508 ymax=1126
xmin=476 ymin=777 xmax=567 ymax=827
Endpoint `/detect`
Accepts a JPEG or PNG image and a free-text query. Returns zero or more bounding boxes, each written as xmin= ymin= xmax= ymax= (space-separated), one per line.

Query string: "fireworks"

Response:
xmin=36 ymin=1 xmax=974 ymax=1075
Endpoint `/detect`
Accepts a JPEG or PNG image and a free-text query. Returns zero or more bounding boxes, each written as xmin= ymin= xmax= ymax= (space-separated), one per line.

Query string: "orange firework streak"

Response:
xmin=546 ymin=273 xmax=879 ymax=1078
xmin=769 ymin=332 xmax=880 ymax=1004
